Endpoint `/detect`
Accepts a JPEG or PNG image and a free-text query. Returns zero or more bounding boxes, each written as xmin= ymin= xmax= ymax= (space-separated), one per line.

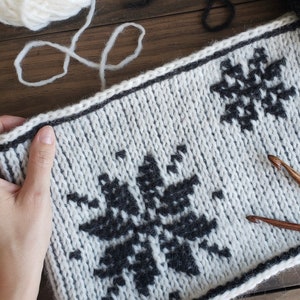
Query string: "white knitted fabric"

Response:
xmin=0 ymin=0 xmax=91 ymax=31
xmin=1 ymin=14 xmax=300 ymax=300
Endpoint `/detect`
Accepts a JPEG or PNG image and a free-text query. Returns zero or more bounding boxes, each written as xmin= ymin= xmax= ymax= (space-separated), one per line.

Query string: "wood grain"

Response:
xmin=0 ymin=0 xmax=256 ymax=41
xmin=0 ymin=0 xmax=289 ymax=117
xmin=242 ymin=265 xmax=300 ymax=298
xmin=243 ymin=288 xmax=300 ymax=300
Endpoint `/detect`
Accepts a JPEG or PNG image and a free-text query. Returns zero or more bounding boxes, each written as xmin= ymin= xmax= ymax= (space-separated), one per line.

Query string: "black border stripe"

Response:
xmin=197 ymin=245 xmax=300 ymax=299
xmin=245 ymin=284 xmax=300 ymax=298
xmin=0 ymin=20 xmax=299 ymax=152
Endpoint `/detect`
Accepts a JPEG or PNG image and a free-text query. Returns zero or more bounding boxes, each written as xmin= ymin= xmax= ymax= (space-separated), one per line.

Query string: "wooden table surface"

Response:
xmin=1 ymin=0 xmax=300 ymax=299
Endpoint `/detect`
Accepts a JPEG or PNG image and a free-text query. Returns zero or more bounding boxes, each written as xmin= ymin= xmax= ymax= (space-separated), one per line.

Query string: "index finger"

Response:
xmin=20 ymin=126 xmax=56 ymax=202
xmin=0 ymin=115 xmax=26 ymax=134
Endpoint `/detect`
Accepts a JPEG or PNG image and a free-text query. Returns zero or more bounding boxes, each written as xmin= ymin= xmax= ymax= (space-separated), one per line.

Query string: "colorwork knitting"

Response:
xmin=0 ymin=13 xmax=300 ymax=300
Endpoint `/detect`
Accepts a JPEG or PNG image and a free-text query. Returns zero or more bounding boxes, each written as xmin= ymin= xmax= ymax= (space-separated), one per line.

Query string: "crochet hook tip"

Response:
xmin=268 ymin=154 xmax=300 ymax=185
xmin=267 ymin=154 xmax=282 ymax=169
xmin=246 ymin=215 xmax=300 ymax=232
xmin=246 ymin=215 xmax=259 ymax=223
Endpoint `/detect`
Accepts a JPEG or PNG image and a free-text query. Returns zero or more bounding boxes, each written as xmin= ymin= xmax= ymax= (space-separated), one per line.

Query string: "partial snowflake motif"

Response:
xmin=210 ymin=47 xmax=296 ymax=131
xmin=67 ymin=145 xmax=231 ymax=299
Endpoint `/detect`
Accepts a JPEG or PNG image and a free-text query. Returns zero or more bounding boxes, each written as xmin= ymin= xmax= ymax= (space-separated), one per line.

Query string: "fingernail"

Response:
xmin=38 ymin=126 xmax=54 ymax=145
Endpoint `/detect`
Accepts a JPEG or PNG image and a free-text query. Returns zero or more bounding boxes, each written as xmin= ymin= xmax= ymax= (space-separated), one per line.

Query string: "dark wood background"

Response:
xmin=1 ymin=0 xmax=300 ymax=299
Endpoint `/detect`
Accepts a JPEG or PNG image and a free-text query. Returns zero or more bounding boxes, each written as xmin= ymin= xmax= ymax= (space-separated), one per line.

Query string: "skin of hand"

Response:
xmin=0 ymin=116 xmax=56 ymax=300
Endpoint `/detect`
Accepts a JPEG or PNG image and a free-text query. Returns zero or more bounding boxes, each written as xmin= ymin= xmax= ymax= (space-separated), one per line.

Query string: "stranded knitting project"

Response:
xmin=1 ymin=13 xmax=300 ymax=300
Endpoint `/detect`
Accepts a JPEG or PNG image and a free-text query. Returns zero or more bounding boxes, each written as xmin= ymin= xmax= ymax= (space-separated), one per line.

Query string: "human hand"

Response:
xmin=0 ymin=116 xmax=56 ymax=300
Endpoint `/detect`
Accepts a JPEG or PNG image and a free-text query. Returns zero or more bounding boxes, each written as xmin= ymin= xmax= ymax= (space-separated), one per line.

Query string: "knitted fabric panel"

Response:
xmin=1 ymin=14 xmax=300 ymax=300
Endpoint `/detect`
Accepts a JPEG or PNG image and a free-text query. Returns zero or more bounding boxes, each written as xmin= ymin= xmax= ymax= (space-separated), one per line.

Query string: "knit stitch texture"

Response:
xmin=0 ymin=13 xmax=300 ymax=300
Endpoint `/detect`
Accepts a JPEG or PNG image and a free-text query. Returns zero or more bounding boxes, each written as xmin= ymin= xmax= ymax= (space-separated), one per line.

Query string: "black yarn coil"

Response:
xmin=202 ymin=0 xmax=235 ymax=32
xmin=125 ymin=0 xmax=235 ymax=31
xmin=124 ymin=0 xmax=153 ymax=9
xmin=288 ymin=0 xmax=300 ymax=17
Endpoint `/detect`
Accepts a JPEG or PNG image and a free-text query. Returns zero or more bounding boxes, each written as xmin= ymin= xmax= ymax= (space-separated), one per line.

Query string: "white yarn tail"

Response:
xmin=14 ymin=0 xmax=145 ymax=91
xmin=99 ymin=23 xmax=145 ymax=91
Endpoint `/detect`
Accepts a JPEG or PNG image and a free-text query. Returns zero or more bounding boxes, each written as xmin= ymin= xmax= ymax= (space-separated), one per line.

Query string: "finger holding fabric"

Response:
xmin=0 ymin=116 xmax=56 ymax=300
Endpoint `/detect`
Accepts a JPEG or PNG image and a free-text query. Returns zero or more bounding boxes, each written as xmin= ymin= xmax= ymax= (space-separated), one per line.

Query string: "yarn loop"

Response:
xmin=14 ymin=0 xmax=145 ymax=90
xmin=202 ymin=0 xmax=235 ymax=32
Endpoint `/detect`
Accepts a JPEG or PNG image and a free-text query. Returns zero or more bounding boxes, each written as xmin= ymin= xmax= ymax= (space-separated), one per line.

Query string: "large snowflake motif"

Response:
xmin=210 ymin=47 xmax=296 ymax=131
xmin=67 ymin=145 xmax=231 ymax=299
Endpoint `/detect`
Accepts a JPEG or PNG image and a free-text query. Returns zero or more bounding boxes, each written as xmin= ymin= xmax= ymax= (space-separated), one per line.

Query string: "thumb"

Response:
xmin=21 ymin=126 xmax=56 ymax=201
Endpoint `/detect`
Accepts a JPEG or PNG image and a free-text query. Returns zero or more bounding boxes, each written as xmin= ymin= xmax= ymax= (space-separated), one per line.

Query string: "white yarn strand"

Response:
xmin=14 ymin=0 xmax=145 ymax=90
xmin=99 ymin=23 xmax=145 ymax=90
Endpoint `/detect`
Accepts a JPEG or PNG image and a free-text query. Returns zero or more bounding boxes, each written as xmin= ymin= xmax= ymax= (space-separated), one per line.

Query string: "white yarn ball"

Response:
xmin=0 ymin=0 xmax=91 ymax=31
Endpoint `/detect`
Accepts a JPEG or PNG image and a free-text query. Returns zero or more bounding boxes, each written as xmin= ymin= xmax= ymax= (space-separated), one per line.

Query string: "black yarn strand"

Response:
xmin=202 ymin=0 xmax=235 ymax=32
xmin=288 ymin=0 xmax=300 ymax=17
xmin=124 ymin=0 xmax=153 ymax=9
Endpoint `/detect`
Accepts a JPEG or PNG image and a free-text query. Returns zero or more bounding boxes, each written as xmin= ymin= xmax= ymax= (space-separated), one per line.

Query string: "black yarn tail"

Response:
xmin=288 ymin=0 xmax=300 ymax=17
xmin=202 ymin=0 xmax=235 ymax=32
xmin=124 ymin=0 xmax=153 ymax=9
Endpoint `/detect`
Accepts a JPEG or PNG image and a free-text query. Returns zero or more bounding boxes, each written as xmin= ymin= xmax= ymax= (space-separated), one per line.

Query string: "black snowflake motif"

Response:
xmin=210 ymin=47 xmax=296 ymax=131
xmin=67 ymin=146 xmax=231 ymax=299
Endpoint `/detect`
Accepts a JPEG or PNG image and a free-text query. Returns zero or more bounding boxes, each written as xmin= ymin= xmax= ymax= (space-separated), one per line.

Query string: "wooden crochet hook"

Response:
xmin=247 ymin=155 xmax=300 ymax=232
